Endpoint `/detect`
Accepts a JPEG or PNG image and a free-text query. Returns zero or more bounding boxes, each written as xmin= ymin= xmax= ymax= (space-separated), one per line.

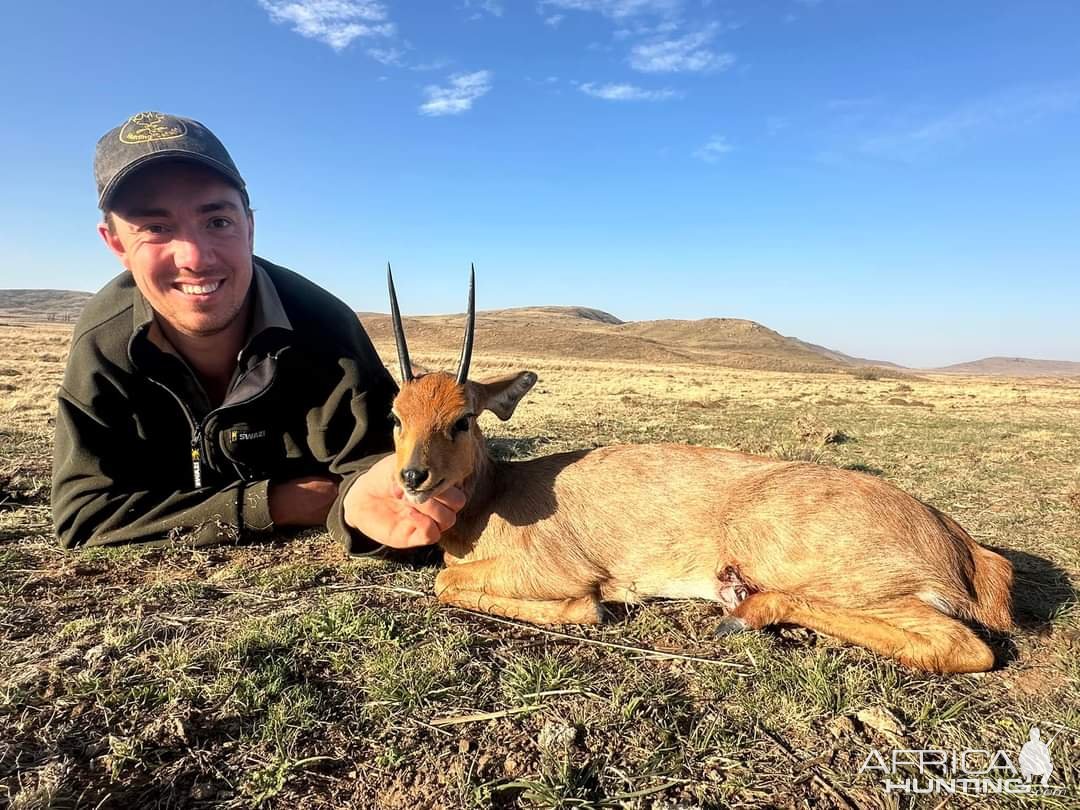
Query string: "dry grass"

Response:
xmin=1 ymin=321 xmax=1078 ymax=809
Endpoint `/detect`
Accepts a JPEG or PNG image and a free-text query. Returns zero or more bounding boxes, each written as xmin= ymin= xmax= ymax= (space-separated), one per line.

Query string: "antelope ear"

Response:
xmin=471 ymin=371 xmax=538 ymax=421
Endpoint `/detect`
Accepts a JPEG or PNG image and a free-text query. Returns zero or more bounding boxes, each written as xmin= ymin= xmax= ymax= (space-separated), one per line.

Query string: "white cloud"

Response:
xmin=766 ymin=116 xmax=789 ymax=135
xmin=258 ymin=0 xmax=394 ymax=51
xmin=464 ymin=0 xmax=504 ymax=17
xmin=539 ymin=0 xmax=682 ymax=20
xmin=860 ymin=82 xmax=1080 ymax=161
xmin=419 ymin=71 xmax=494 ymax=116
xmin=410 ymin=58 xmax=453 ymax=72
xmin=695 ymin=135 xmax=732 ymax=162
xmin=367 ymin=46 xmax=405 ymax=65
xmin=579 ymin=82 xmax=678 ymax=101
xmin=613 ymin=19 xmax=680 ymax=39
xmin=544 ymin=13 xmax=565 ymax=27
xmin=629 ymin=26 xmax=734 ymax=73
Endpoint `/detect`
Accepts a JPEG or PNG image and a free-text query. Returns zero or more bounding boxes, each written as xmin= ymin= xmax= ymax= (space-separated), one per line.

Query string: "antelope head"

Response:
xmin=387 ymin=264 xmax=537 ymax=505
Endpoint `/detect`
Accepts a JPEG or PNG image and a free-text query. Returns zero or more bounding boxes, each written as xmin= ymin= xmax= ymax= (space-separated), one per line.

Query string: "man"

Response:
xmin=52 ymin=111 xmax=463 ymax=552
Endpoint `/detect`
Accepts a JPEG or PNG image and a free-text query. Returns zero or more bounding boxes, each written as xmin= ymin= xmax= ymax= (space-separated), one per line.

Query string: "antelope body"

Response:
xmin=386 ymin=268 xmax=1014 ymax=674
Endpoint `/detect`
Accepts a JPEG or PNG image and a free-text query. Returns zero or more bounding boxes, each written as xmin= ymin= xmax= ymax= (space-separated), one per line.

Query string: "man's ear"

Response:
xmin=97 ymin=219 xmax=129 ymax=267
xmin=469 ymin=371 xmax=538 ymax=421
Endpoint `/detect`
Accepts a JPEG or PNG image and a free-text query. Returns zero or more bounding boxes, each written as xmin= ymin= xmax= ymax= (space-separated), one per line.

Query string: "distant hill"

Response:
xmin=361 ymin=307 xmax=902 ymax=374
xmin=5 ymin=291 xmax=1074 ymax=377
xmin=612 ymin=317 xmax=899 ymax=371
xmin=932 ymin=357 xmax=1080 ymax=377
xmin=0 ymin=289 xmax=92 ymax=322
xmin=786 ymin=337 xmax=903 ymax=369
xmin=480 ymin=306 xmax=625 ymax=325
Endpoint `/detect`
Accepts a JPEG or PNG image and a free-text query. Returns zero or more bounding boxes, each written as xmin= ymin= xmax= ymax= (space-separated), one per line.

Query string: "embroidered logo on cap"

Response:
xmin=119 ymin=112 xmax=186 ymax=144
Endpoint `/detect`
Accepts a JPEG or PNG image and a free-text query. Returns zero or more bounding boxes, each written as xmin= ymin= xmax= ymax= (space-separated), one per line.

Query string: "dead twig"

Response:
xmin=315 ymin=583 xmax=428 ymax=598
xmin=758 ymin=723 xmax=858 ymax=810
xmin=452 ymin=608 xmax=746 ymax=668
xmin=430 ymin=704 xmax=543 ymax=727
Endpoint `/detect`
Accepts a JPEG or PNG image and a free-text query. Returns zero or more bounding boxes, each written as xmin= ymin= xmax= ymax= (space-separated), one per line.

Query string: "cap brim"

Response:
xmin=98 ymin=150 xmax=246 ymax=210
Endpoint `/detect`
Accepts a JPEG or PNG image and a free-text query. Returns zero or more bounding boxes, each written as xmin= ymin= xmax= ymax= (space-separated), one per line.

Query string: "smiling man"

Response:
xmin=52 ymin=111 xmax=463 ymax=552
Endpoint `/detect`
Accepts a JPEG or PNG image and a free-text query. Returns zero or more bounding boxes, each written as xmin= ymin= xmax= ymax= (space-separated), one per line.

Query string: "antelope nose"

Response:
xmin=401 ymin=467 xmax=429 ymax=490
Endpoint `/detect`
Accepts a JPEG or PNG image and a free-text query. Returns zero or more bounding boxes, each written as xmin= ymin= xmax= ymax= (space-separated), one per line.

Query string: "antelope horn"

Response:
xmin=455 ymin=264 xmax=476 ymax=385
xmin=386 ymin=263 xmax=414 ymax=383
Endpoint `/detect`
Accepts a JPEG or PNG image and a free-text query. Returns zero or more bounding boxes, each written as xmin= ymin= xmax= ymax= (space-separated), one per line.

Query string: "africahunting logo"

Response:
xmin=120 ymin=111 xmax=186 ymax=144
xmin=860 ymin=725 xmax=1066 ymax=795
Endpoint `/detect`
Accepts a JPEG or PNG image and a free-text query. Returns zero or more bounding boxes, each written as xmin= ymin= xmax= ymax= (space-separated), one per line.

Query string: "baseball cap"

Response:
xmin=94 ymin=111 xmax=248 ymax=210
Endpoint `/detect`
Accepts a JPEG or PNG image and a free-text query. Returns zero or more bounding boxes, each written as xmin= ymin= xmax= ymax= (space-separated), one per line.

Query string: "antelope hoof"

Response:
xmin=714 ymin=616 xmax=751 ymax=638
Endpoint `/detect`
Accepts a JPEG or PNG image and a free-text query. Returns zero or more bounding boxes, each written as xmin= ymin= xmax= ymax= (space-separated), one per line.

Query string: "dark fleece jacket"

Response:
xmin=51 ymin=257 xmax=396 ymax=552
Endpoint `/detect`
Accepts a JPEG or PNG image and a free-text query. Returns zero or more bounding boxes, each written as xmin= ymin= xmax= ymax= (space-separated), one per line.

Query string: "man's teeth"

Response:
xmin=178 ymin=281 xmax=221 ymax=295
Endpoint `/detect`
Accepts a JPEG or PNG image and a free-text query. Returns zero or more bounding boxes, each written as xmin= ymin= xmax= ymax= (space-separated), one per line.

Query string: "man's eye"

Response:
xmin=208 ymin=217 xmax=232 ymax=229
xmin=142 ymin=224 xmax=168 ymax=235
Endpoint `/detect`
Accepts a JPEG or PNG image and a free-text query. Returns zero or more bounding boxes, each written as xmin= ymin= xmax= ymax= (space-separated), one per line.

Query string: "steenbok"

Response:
xmin=385 ymin=267 xmax=1013 ymax=674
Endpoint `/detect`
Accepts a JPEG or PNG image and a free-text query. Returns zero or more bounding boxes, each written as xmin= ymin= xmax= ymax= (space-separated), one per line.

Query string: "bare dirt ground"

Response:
xmin=1 ymin=321 xmax=1077 ymax=809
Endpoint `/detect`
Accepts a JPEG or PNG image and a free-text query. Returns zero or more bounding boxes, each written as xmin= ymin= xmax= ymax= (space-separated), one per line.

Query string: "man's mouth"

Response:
xmin=176 ymin=279 xmax=223 ymax=296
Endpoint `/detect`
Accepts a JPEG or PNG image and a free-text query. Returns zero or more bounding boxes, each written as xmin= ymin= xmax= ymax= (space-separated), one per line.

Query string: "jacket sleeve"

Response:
xmin=52 ymin=383 xmax=275 ymax=550
xmin=303 ymin=316 xmax=398 ymax=555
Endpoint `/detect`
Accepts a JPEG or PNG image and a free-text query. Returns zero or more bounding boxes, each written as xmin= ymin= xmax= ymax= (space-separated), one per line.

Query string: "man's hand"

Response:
xmin=269 ymin=476 xmax=340 ymax=527
xmin=343 ymin=455 xmax=465 ymax=549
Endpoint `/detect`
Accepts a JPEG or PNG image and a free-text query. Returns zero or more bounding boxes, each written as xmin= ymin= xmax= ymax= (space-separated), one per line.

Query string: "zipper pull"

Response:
xmin=191 ymin=434 xmax=203 ymax=488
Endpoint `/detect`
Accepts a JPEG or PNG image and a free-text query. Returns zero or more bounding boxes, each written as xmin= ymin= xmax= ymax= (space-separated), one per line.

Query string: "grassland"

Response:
xmin=1 ymin=321 xmax=1078 ymax=809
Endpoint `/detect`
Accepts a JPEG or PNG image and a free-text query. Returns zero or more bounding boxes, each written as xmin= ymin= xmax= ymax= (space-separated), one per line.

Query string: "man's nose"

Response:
xmin=172 ymin=230 xmax=214 ymax=270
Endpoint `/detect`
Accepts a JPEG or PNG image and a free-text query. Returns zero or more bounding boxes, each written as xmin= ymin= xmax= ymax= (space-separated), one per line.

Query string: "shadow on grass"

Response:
xmin=1000 ymin=546 xmax=1077 ymax=629
xmin=989 ymin=546 xmax=1077 ymax=667
xmin=841 ymin=462 xmax=885 ymax=476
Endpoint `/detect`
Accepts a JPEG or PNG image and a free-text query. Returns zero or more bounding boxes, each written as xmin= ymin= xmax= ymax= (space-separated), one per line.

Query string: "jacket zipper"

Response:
xmin=133 ymin=337 xmax=287 ymax=489
xmin=189 ymin=349 xmax=289 ymax=487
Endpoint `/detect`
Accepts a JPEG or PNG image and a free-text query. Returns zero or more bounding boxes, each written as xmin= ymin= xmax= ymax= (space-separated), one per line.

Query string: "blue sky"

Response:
xmin=1 ymin=1 xmax=1078 ymax=367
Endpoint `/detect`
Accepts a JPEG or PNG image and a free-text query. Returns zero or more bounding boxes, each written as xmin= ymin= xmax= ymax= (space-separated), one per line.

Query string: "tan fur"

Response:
xmin=391 ymin=370 xmax=1014 ymax=674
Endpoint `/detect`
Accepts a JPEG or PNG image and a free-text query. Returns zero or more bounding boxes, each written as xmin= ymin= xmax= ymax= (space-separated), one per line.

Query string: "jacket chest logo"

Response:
xmin=230 ymin=429 xmax=269 ymax=442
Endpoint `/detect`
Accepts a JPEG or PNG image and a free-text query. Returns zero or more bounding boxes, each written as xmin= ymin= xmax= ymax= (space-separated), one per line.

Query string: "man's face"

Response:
xmin=98 ymin=162 xmax=255 ymax=339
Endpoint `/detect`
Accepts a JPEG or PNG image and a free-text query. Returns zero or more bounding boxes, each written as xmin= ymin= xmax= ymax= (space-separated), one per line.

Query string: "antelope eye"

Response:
xmin=389 ymin=413 xmax=401 ymax=429
xmin=452 ymin=416 xmax=471 ymax=435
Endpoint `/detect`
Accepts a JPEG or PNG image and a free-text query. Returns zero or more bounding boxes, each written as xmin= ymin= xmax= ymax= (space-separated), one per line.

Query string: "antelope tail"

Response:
xmin=967 ymin=545 xmax=1015 ymax=632
xmin=937 ymin=510 xmax=1015 ymax=632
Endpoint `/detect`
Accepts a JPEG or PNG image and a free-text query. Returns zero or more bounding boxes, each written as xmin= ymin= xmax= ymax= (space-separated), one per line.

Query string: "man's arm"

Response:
xmin=52 ymin=385 xmax=274 ymax=549
xmin=297 ymin=310 xmax=465 ymax=554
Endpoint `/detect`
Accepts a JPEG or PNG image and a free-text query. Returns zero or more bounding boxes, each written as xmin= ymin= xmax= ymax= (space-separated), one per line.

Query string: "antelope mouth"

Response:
xmin=403 ymin=478 xmax=446 ymax=505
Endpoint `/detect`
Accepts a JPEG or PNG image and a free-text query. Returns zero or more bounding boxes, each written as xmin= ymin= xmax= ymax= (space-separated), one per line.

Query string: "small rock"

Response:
xmin=54 ymin=648 xmax=83 ymax=668
xmin=85 ymin=643 xmax=113 ymax=666
xmin=173 ymin=717 xmax=189 ymax=744
xmin=537 ymin=720 xmax=576 ymax=754
xmin=457 ymin=738 xmax=471 ymax=754
xmin=856 ymin=707 xmax=906 ymax=743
